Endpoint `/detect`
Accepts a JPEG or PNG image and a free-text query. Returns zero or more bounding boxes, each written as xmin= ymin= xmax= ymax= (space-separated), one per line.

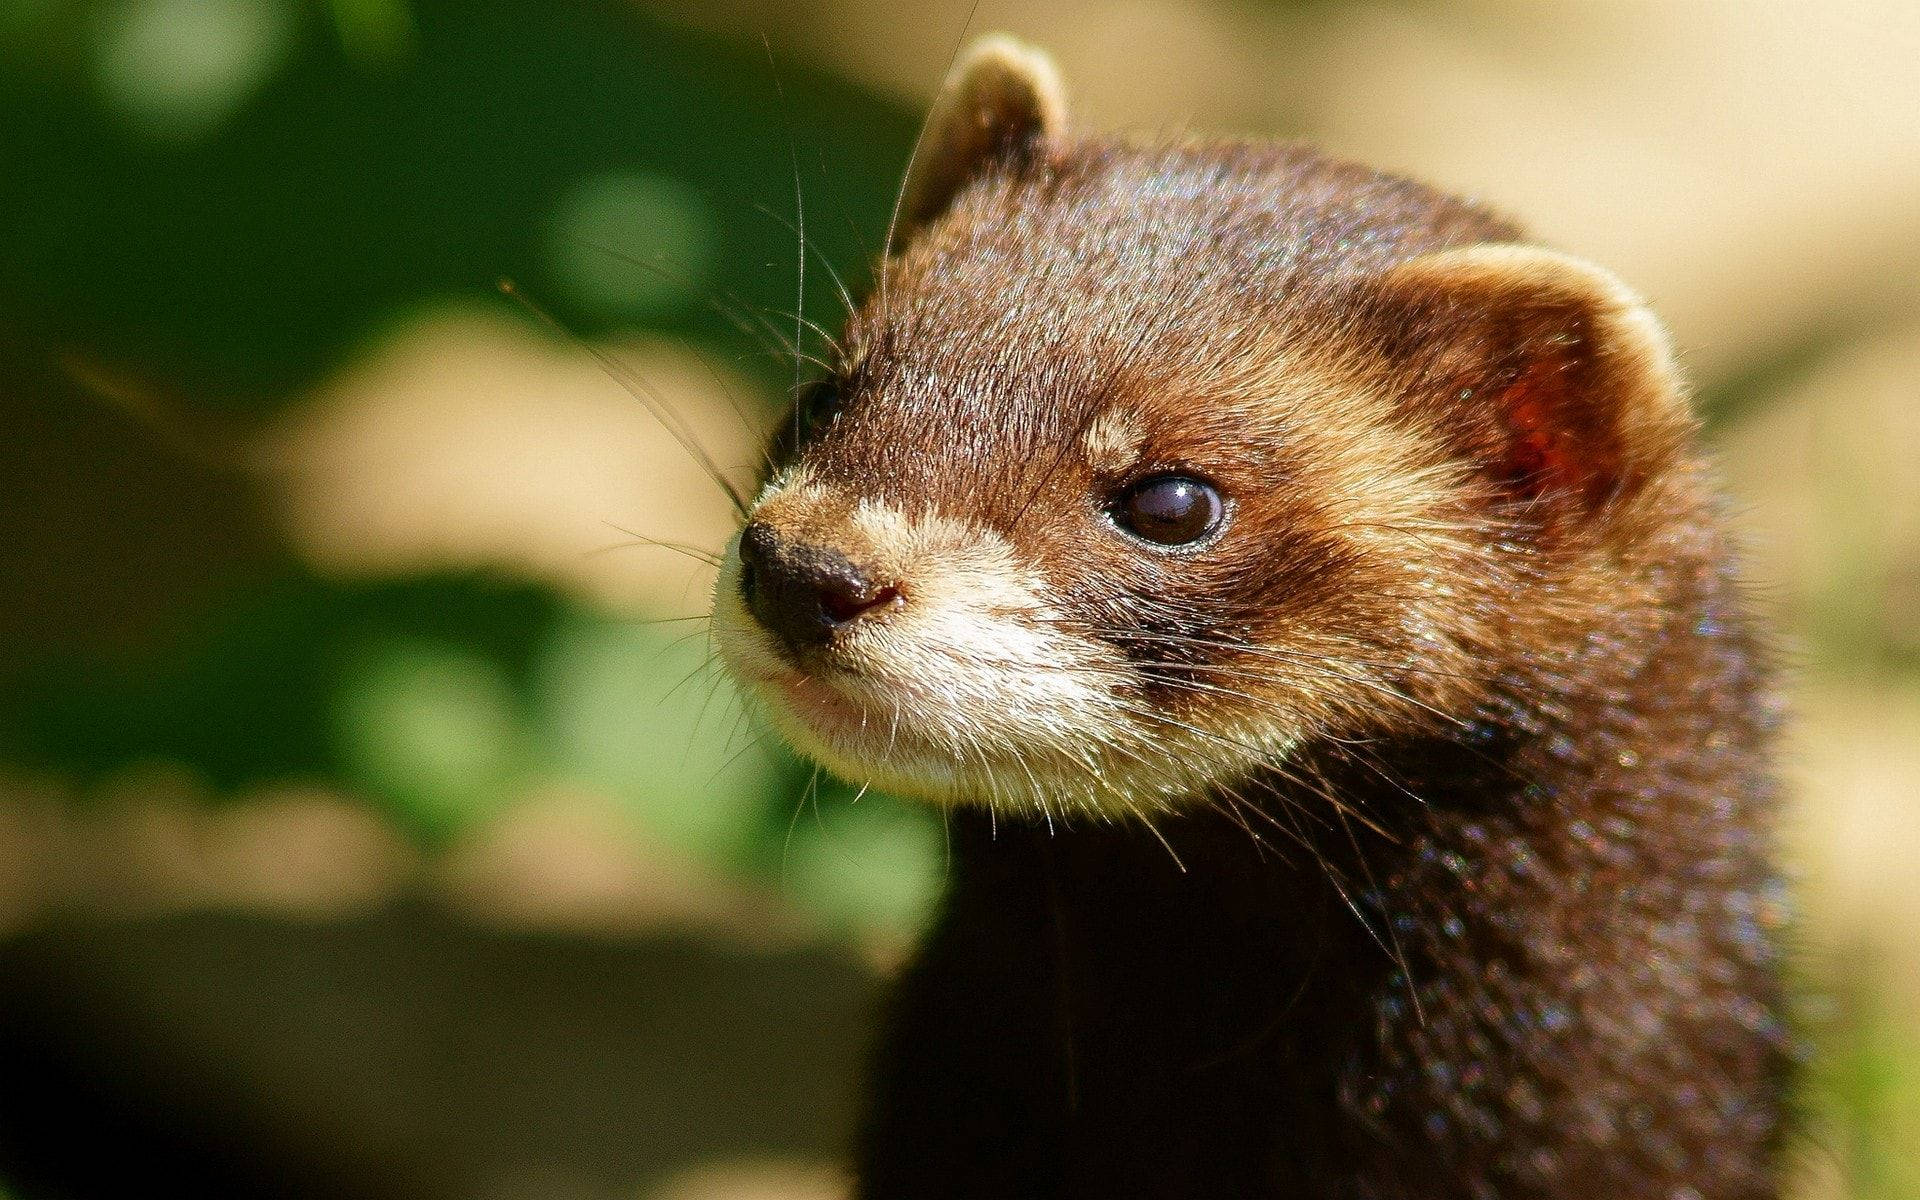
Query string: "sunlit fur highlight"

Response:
xmin=1077 ymin=407 xmax=1146 ymax=475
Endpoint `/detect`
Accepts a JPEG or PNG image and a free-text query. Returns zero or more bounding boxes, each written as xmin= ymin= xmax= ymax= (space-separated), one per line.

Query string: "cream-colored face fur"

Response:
xmin=711 ymin=467 xmax=1311 ymax=820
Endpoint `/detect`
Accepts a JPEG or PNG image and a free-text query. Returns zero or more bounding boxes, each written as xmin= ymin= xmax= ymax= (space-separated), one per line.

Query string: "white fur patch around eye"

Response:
xmin=1080 ymin=408 xmax=1147 ymax=474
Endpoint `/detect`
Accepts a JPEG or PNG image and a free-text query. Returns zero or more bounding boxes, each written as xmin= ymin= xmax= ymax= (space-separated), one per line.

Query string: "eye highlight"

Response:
xmin=1111 ymin=474 xmax=1226 ymax=547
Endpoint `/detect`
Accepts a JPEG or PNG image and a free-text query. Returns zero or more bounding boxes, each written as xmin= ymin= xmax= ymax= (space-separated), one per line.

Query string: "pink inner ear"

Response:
xmin=1497 ymin=357 xmax=1578 ymax=496
xmin=1481 ymin=323 xmax=1631 ymax=514
xmin=1383 ymin=250 xmax=1683 ymax=521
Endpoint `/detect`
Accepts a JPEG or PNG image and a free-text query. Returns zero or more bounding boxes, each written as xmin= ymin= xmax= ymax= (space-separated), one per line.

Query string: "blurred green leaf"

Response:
xmin=325 ymin=0 xmax=413 ymax=66
xmin=0 ymin=569 xmax=562 ymax=798
xmin=0 ymin=0 xmax=62 ymax=50
xmin=92 ymin=0 xmax=299 ymax=141
xmin=543 ymin=169 xmax=717 ymax=323
xmin=1799 ymin=959 xmax=1920 ymax=1199
xmin=533 ymin=610 xmax=782 ymax=866
xmin=0 ymin=0 xmax=916 ymax=403
xmin=1835 ymin=1008 xmax=1920 ymax=1197
xmin=331 ymin=635 xmax=525 ymax=838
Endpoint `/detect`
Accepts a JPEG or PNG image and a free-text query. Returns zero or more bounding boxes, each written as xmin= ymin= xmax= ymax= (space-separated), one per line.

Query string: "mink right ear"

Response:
xmin=1366 ymin=244 xmax=1695 ymax=521
xmin=891 ymin=35 xmax=1066 ymax=253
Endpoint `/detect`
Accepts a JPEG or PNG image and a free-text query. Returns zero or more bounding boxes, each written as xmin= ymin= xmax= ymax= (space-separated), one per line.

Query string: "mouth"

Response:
xmin=744 ymin=660 xmax=986 ymax=804
xmin=764 ymin=667 xmax=888 ymax=742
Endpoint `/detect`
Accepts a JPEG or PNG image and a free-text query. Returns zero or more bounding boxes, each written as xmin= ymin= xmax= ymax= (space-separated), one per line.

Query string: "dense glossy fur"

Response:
xmin=857 ymin=517 xmax=1786 ymax=1199
xmin=716 ymin=40 xmax=1789 ymax=1200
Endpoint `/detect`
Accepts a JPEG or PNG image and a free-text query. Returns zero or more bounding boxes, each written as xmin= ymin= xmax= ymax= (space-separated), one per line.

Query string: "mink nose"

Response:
xmin=737 ymin=521 xmax=899 ymax=649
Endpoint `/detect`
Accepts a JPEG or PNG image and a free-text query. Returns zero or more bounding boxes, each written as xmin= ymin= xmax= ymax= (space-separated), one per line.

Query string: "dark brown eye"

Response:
xmin=794 ymin=377 xmax=842 ymax=438
xmin=1112 ymin=474 xmax=1226 ymax=546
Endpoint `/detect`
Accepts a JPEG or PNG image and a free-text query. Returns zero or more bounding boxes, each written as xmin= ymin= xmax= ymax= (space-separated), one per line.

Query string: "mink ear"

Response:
xmin=1370 ymin=245 xmax=1694 ymax=518
xmin=891 ymin=35 xmax=1066 ymax=253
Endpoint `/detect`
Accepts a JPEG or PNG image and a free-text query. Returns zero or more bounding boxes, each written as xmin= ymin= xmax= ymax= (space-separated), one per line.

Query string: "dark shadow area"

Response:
xmin=0 ymin=911 xmax=879 ymax=1199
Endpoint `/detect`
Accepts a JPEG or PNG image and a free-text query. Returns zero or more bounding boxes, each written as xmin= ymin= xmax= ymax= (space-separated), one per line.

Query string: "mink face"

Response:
xmin=713 ymin=135 xmax=1694 ymax=823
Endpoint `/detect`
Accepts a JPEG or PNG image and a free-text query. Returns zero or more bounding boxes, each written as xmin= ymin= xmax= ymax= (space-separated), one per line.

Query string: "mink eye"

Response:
xmin=794 ymin=378 xmax=843 ymax=438
xmin=1111 ymin=474 xmax=1226 ymax=547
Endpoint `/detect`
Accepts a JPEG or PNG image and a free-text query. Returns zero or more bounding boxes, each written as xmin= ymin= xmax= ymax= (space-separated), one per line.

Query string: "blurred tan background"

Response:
xmin=0 ymin=1 xmax=1916 ymax=1197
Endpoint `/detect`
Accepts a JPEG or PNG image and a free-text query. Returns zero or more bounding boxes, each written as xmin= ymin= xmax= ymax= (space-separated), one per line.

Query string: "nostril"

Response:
xmin=736 ymin=520 xmax=894 ymax=647
xmin=819 ymin=581 xmax=900 ymax=625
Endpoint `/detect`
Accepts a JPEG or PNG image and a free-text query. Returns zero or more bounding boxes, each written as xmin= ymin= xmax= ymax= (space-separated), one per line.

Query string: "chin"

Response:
xmin=725 ymin=653 xmax=1043 ymax=812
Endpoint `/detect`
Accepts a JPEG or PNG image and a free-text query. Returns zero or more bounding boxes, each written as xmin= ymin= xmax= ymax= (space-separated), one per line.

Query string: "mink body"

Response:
xmin=710 ymin=38 xmax=1792 ymax=1200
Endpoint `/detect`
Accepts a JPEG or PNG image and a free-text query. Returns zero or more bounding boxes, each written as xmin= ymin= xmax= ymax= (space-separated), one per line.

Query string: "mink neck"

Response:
xmin=880 ymin=547 xmax=1781 ymax=1197
xmin=940 ymin=542 xmax=1772 ymax=1082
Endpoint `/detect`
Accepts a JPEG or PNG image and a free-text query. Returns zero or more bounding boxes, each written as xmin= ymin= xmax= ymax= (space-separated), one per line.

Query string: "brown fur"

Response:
xmin=712 ymin=38 xmax=1789 ymax=1199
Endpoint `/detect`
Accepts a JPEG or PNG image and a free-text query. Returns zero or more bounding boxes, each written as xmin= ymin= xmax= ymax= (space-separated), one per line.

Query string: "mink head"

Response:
xmin=711 ymin=36 xmax=1700 ymax=820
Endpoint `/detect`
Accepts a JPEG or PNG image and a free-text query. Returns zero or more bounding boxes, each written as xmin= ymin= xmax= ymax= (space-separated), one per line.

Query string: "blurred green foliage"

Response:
xmin=1 ymin=4 xmax=1915 ymax=1195
xmin=1802 ymin=962 xmax=1920 ymax=1200
xmin=0 ymin=0 xmax=907 ymax=399
xmin=0 ymin=0 xmax=940 ymax=936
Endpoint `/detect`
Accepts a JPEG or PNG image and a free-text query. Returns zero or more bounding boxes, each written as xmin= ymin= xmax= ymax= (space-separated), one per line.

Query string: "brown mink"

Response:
xmin=711 ymin=36 xmax=1790 ymax=1200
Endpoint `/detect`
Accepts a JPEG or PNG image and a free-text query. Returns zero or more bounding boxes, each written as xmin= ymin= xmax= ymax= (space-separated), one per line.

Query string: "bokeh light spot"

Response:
xmin=536 ymin=612 xmax=780 ymax=865
xmin=543 ymin=169 xmax=717 ymax=322
xmin=91 ymin=0 xmax=298 ymax=141
xmin=332 ymin=637 xmax=524 ymax=838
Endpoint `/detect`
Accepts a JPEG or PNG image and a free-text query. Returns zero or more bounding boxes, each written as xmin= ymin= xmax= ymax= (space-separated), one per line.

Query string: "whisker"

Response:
xmin=691 ymin=659 xmax=733 ymax=746
xmin=566 ymin=236 xmax=790 ymax=361
xmin=1009 ymin=405 xmax=1105 ymax=533
xmin=658 ymin=642 xmax=721 ymax=705
xmin=1127 ymin=801 xmax=1187 ymax=872
xmin=592 ymin=521 xmax=724 ymax=567
xmin=1332 ymin=792 xmax=1425 ymax=1025
xmin=1064 ymin=626 xmax=1481 ymax=728
xmin=817 ymin=142 xmax=876 ymax=314
xmin=546 ymin=244 xmax=782 ymax=475
xmin=761 ymin=303 xmax=844 ymax=359
xmin=708 ymin=724 xmax=782 ymax=788
xmin=1205 ymin=786 xmax=1280 ymax=863
xmin=774 ymin=349 xmax=840 ymax=378
xmin=759 ymin=35 xmax=809 ymax=442
xmin=1028 ymin=616 xmax=1499 ymax=688
xmin=878 ymin=0 xmax=986 ymax=320
xmin=751 ymin=200 xmax=857 ymax=327
xmin=1119 ymin=701 xmax=1392 ymax=841
xmin=498 ymin=279 xmax=750 ymax=515
xmin=782 ymin=764 xmax=824 ymax=878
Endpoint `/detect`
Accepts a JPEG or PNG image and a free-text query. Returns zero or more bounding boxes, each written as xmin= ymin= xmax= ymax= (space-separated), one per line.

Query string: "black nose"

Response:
xmin=738 ymin=522 xmax=898 ymax=649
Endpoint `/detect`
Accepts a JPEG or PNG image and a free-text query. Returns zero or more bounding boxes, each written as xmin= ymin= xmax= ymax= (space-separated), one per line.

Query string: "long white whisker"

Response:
xmin=877 ymin=0 xmax=986 ymax=322
xmin=498 ymin=280 xmax=749 ymax=515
